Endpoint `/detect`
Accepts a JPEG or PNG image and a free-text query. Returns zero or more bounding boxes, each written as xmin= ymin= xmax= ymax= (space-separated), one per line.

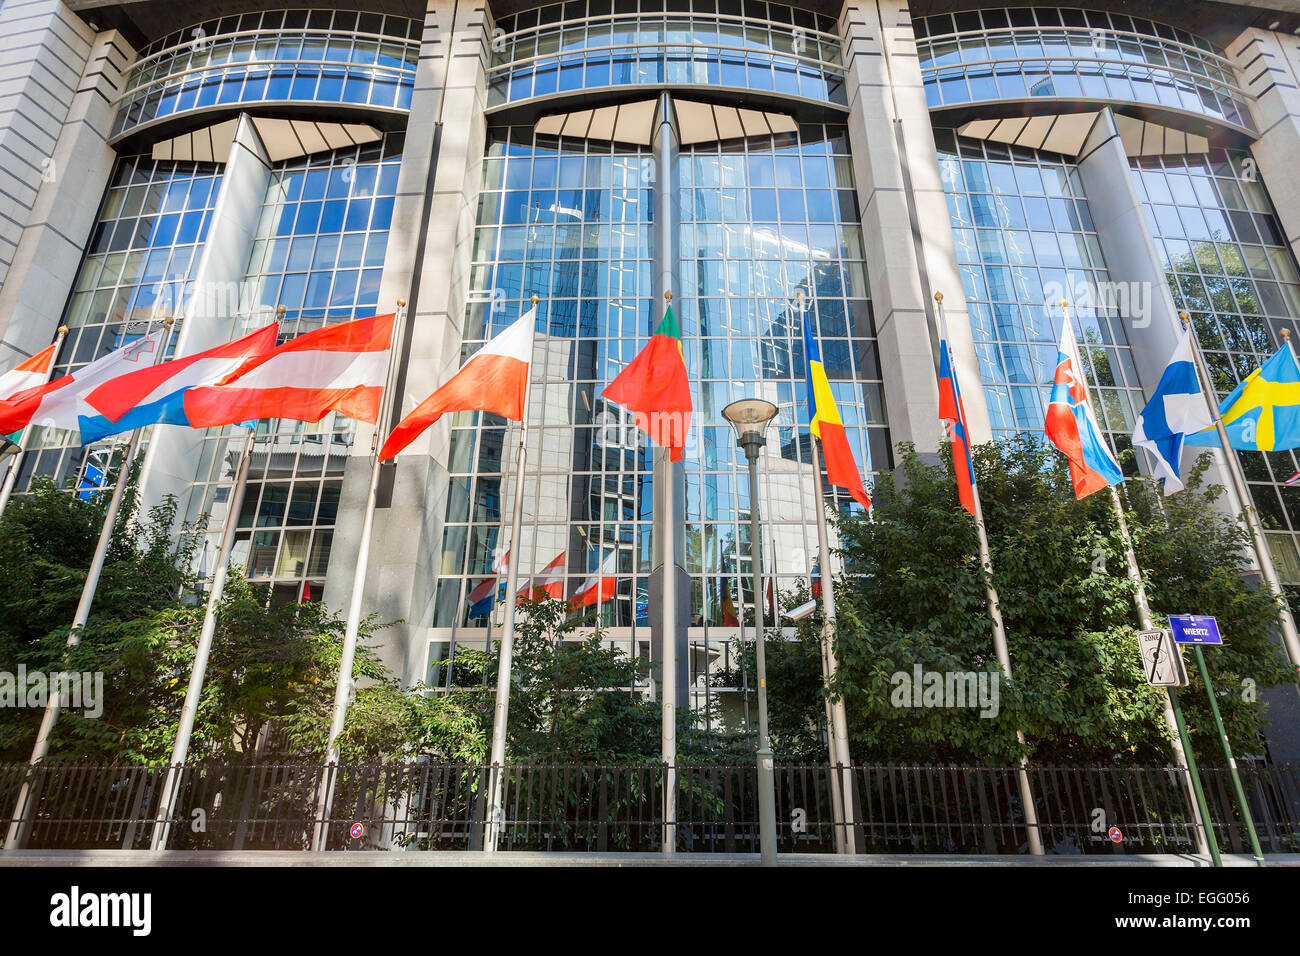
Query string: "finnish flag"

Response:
xmin=1133 ymin=331 xmax=1213 ymax=495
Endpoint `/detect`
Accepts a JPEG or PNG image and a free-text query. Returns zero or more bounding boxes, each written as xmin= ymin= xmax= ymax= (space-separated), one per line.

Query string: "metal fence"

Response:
xmin=2 ymin=760 xmax=1298 ymax=854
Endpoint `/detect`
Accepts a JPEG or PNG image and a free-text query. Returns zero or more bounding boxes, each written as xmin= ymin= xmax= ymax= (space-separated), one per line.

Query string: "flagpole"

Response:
xmin=660 ymin=292 xmax=678 ymax=857
xmin=1182 ymin=312 xmax=1300 ymax=675
xmin=311 ymin=299 xmax=409 ymax=852
xmin=483 ymin=296 xmax=537 ymax=853
xmin=1055 ymin=299 xmax=1213 ymax=858
xmin=5 ymin=316 xmax=177 ymax=850
xmin=149 ymin=307 xmax=284 ymax=850
xmin=809 ymin=434 xmax=856 ymax=854
xmin=0 ymin=326 xmax=70 ymax=525
xmin=934 ymin=292 xmax=1043 ymax=855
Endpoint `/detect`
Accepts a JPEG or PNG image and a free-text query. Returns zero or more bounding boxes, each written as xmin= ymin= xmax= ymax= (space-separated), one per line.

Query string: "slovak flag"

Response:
xmin=380 ymin=308 xmax=534 ymax=461
xmin=570 ymin=550 xmax=618 ymax=607
xmin=184 ymin=314 xmax=395 ymax=427
xmin=0 ymin=330 xmax=165 ymax=438
xmin=79 ymin=324 xmax=279 ymax=444
xmin=936 ymin=326 xmax=977 ymax=515
xmin=521 ymin=551 xmax=566 ymax=601
xmin=1044 ymin=321 xmax=1124 ymax=499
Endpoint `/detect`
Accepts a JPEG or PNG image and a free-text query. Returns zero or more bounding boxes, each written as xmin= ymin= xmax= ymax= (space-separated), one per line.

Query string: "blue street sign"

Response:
xmin=1168 ymin=614 xmax=1223 ymax=646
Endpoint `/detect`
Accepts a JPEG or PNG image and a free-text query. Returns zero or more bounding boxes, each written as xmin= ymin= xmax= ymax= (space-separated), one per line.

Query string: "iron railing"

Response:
xmin=2 ymin=760 xmax=1298 ymax=854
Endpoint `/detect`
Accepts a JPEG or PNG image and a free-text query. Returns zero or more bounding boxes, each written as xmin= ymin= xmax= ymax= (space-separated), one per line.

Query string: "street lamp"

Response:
xmin=722 ymin=397 xmax=779 ymax=867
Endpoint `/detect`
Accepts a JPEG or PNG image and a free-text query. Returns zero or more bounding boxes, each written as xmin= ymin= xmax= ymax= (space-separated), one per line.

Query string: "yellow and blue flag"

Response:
xmin=1185 ymin=343 xmax=1300 ymax=451
xmin=804 ymin=314 xmax=871 ymax=509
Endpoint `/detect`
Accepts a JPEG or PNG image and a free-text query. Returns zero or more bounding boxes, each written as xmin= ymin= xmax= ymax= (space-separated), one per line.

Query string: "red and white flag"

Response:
xmin=0 ymin=341 xmax=60 ymax=402
xmin=379 ymin=308 xmax=534 ymax=461
xmin=0 ymin=330 xmax=164 ymax=436
xmin=570 ymin=551 xmax=618 ymax=607
xmin=520 ymin=551 xmax=566 ymax=601
xmin=183 ymin=314 xmax=395 ymax=427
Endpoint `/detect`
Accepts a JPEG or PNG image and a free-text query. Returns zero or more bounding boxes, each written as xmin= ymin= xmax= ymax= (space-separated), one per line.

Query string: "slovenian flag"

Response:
xmin=803 ymin=313 xmax=870 ymax=509
xmin=381 ymin=308 xmax=534 ymax=461
xmin=79 ymin=323 xmax=279 ymax=444
xmin=937 ymin=329 xmax=977 ymax=515
xmin=1132 ymin=330 xmax=1212 ymax=495
xmin=184 ymin=314 xmax=395 ymax=428
xmin=1044 ymin=321 xmax=1124 ymax=499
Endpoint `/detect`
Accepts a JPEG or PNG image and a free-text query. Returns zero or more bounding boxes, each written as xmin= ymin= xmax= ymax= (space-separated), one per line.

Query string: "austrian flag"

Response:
xmin=184 ymin=314 xmax=395 ymax=427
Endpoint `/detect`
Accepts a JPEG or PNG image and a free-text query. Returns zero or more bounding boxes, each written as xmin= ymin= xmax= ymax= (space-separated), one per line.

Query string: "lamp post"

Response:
xmin=723 ymin=398 xmax=779 ymax=867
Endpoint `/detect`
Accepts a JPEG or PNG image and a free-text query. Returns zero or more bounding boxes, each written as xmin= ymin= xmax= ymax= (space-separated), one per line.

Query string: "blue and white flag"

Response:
xmin=1133 ymin=330 xmax=1212 ymax=495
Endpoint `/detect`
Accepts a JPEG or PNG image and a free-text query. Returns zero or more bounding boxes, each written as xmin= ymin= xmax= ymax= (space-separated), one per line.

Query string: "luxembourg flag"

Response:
xmin=570 ymin=550 xmax=618 ymax=607
xmin=468 ymin=548 xmax=509 ymax=618
xmin=1132 ymin=330 xmax=1212 ymax=495
xmin=0 ymin=330 xmax=165 ymax=438
xmin=380 ymin=307 xmax=534 ymax=461
xmin=1044 ymin=321 xmax=1124 ymax=499
xmin=184 ymin=314 xmax=395 ymax=427
xmin=79 ymin=324 xmax=279 ymax=444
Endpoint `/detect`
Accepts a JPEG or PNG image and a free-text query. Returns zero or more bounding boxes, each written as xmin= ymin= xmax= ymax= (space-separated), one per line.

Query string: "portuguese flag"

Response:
xmin=602 ymin=303 xmax=692 ymax=462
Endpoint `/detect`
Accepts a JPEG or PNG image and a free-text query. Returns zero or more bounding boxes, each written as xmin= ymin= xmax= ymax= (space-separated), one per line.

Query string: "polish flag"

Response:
xmin=570 ymin=551 xmax=618 ymax=607
xmin=0 ymin=340 xmax=63 ymax=435
xmin=379 ymin=308 xmax=534 ymax=461
xmin=183 ymin=314 xmax=395 ymax=427
xmin=0 ymin=341 xmax=60 ymax=402
xmin=520 ymin=551 xmax=566 ymax=601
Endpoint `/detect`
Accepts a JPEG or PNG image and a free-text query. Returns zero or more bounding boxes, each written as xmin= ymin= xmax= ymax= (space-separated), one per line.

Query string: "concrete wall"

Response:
xmin=0 ymin=9 xmax=130 ymax=366
xmin=838 ymin=0 xmax=992 ymax=458
xmin=324 ymin=0 xmax=492 ymax=686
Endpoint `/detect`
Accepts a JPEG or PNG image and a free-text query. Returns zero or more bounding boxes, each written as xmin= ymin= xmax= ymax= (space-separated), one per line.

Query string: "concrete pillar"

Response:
xmin=838 ymin=0 xmax=991 ymax=455
xmin=135 ymin=114 xmax=274 ymax=520
xmin=324 ymin=1 xmax=490 ymax=685
xmin=0 ymin=16 xmax=130 ymax=365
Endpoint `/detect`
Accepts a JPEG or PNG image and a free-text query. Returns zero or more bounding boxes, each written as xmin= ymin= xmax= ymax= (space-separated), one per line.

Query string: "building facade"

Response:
xmin=3 ymin=0 xmax=1300 ymax=747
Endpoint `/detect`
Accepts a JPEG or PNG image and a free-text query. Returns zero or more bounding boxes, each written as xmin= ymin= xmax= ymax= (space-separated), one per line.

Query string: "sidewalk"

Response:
xmin=1 ymin=849 xmax=1293 ymax=866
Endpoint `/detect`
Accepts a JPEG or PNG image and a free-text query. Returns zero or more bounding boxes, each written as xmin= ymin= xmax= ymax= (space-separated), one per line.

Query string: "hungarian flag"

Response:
xmin=520 ymin=551 xmax=566 ymax=601
xmin=803 ymin=314 xmax=870 ymax=508
xmin=380 ymin=308 xmax=534 ymax=461
xmin=937 ymin=331 xmax=977 ymax=515
xmin=183 ymin=314 xmax=395 ymax=427
xmin=571 ymin=551 xmax=618 ymax=607
xmin=602 ymin=304 xmax=692 ymax=462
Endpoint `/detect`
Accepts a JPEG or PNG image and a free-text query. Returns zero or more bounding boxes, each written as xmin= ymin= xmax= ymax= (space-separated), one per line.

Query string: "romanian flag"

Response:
xmin=803 ymin=314 xmax=870 ymax=509
xmin=937 ymin=333 xmax=977 ymax=515
xmin=602 ymin=304 xmax=692 ymax=462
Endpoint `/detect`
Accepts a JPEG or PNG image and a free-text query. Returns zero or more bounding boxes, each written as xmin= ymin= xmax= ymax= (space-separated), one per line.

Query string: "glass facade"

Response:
xmin=18 ymin=155 xmax=222 ymax=489
xmin=438 ymin=117 xmax=883 ymax=716
xmin=935 ymin=128 xmax=1147 ymax=458
xmin=488 ymin=0 xmax=845 ymax=108
xmin=113 ymin=10 xmax=420 ymax=139
xmin=914 ymin=8 xmax=1253 ymax=133
xmin=1133 ymin=150 xmax=1300 ymax=581
xmin=183 ymin=134 xmax=405 ymax=603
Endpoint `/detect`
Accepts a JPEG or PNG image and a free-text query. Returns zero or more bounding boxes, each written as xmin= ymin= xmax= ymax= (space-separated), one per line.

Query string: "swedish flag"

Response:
xmin=1186 ymin=343 xmax=1300 ymax=451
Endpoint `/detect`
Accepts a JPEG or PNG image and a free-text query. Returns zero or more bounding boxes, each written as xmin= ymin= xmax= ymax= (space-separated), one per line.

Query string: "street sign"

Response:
xmin=1137 ymin=629 xmax=1188 ymax=687
xmin=1168 ymin=614 xmax=1223 ymax=646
